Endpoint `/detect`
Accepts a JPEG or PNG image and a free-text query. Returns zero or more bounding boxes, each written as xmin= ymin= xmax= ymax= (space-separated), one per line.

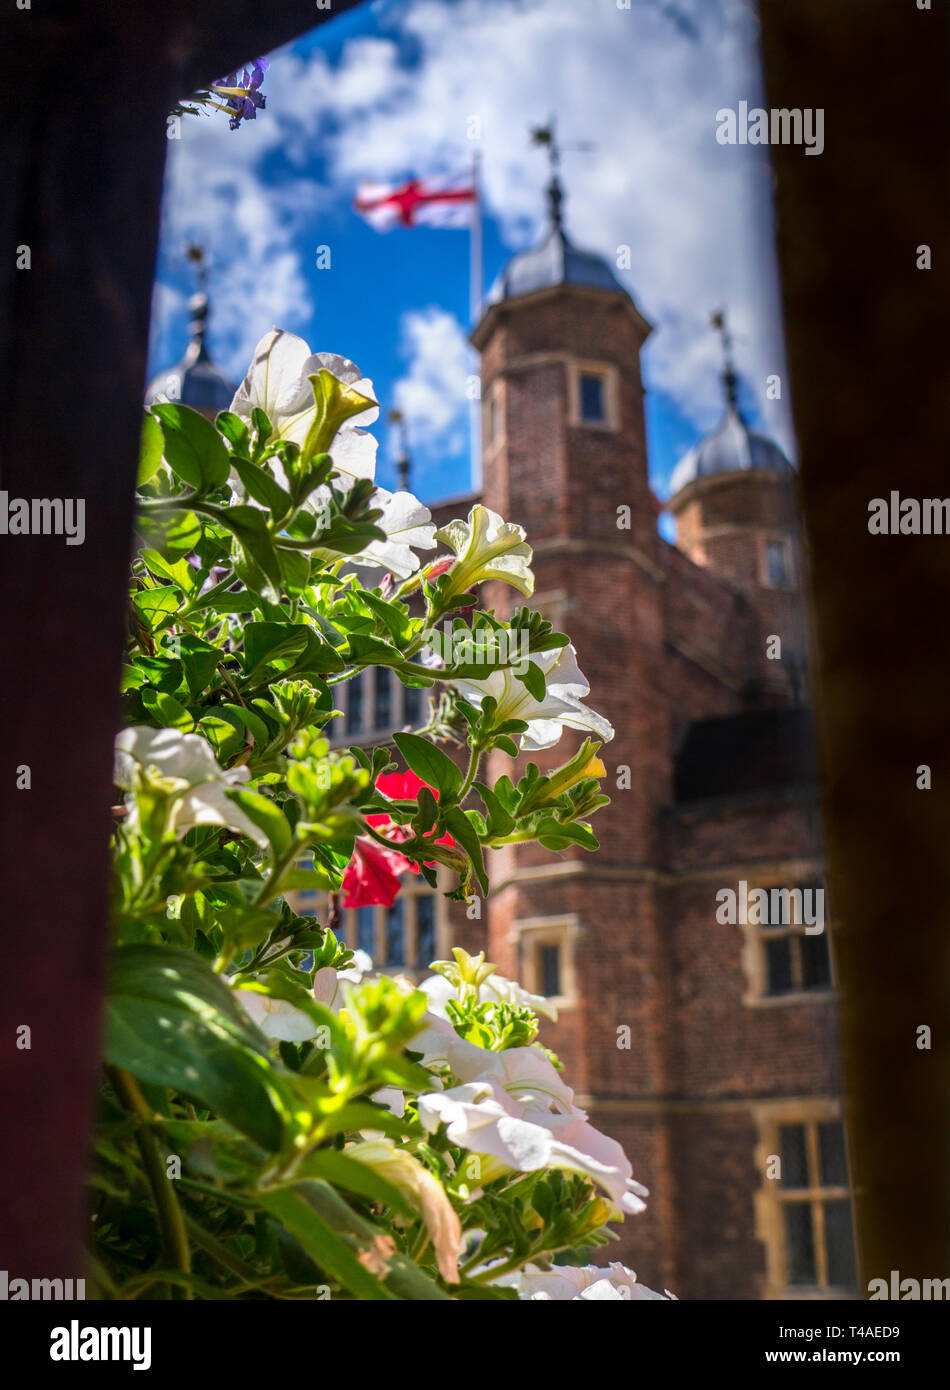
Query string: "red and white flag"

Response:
xmin=353 ymin=173 xmax=476 ymax=231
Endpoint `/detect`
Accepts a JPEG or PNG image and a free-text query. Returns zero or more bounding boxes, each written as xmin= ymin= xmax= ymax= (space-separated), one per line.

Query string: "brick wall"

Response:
xmin=455 ymin=274 xmax=840 ymax=1299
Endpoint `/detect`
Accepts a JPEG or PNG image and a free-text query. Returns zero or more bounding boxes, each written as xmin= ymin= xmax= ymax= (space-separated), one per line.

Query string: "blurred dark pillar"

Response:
xmin=759 ymin=0 xmax=950 ymax=1291
xmin=0 ymin=0 xmax=362 ymax=1283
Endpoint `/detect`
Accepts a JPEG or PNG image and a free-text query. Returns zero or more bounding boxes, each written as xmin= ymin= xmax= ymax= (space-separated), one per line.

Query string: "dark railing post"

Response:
xmin=0 ymin=0 xmax=363 ymax=1285
xmin=759 ymin=0 xmax=950 ymax=1291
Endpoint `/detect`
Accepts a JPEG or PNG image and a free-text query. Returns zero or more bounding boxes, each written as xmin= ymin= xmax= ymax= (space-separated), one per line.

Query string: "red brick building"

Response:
xmin=425 ymin=204 xmax=852 ymax=1301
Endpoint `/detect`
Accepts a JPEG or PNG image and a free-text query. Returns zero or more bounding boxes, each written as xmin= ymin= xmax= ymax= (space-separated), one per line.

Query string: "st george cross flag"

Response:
xmin=353 ymin=174 xmax=476 ymax=230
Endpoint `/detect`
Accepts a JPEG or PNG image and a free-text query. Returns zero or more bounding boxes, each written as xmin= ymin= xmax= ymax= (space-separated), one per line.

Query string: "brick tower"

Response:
xmin=667 ymin=312 xmax=807 ymax=705
xmin=470 ymin=163 xmax=681 ymax=1286
xmin=465 ymin=166 xmax=844 ymax=1298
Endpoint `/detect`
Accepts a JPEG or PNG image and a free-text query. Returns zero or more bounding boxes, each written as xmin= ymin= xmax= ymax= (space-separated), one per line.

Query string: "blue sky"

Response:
xmin=149 ymin=0 xmax=793 ymax=509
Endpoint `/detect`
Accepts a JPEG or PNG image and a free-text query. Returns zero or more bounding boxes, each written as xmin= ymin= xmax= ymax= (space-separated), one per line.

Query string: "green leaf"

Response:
xmin=225 ymin=789 xmax=292 ymax=857
xmin=442 ymin=806 xmax=489 ymax=895
xmin=190 ymin=591 xmax=259 ymax=615
xmin=156 ymin=509 xmax=203 ymax=557
xmin=282 ymin=866 xmax=335 ymax=893
xmin=296 ymin=1150 xmax=414 ymax=1217
xmin=138 ymin=413 xmax=164 ymax=485
xmin=231 ymin=457 xmax=292 ymax=522
xmin=359 ymin=590 xmax=412 ymax=644
xmin=254 ymin=1187 xmax=396 ymax=1300
xmin=494 ymin=735 xmax=520 ymax=758
xmin=105 ymin=945 xmax=294 ymax=1152
xmin=225 ymin=507 xmax=284 ymax=604
xmin=474 ymin=781 xmax=516 ymax=837
xmin=242 ymin=622 xmax=310 ymax=676
xmin=199 ymin=709 xmax=245 ymax=762
xmin=251 ymin=406 xmax=272 ymax=447
xmin=519 ymin=660 xmax=546 ymax=702
xmin=276 ymin=546 xmax=312 ymax=596
xmin=141 ymin=548 xmax=196 ymax=592
xmin=132 ymin=584 xmax=181 ymax=629
xmin=310 ymin=1101 xmax=407 ymax=1140
xmin=279 ymin=628 xmax=346 ymax=678
xmin=392 ymin=732 xmax=462 ymax=800
xmin=384 ymin=1255 xmax=455 ymax=1301
xmin=345 ymin=632 xmax=405 ymax=667
xmin=454 ymin=1283 xmax=520 ymax=1300
xmin=152 ymin=403 xmax=230 ymax=490
xmin=141 ymin=687 xmax=194 ymax=731
xmin=177 ymin=635 xmax=221 ymax=697
xmin=220 ymin=702 xmax=271 ymax=749
xmin=132 ymin=656 xmax=184 ymax=693
xmin=215 ymin=410 xmax=250 ymax=453
xmin=534 ymin=816 xmax=599 ymax=852
xmin=412 ymin=785 xmax=439 ymax=836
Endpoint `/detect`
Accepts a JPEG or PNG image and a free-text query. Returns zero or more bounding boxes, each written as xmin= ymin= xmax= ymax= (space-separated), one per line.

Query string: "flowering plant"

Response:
xmin=172 ymin=57 xmax=270 ymax=130
xmin=91 ymin=329 xmax=670 ymax=1301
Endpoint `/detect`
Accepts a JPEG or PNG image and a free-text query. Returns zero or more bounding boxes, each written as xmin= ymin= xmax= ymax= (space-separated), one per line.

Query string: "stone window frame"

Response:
xmin=753 ymin=1098 xmax=857 ymax=1299
xmin=759 ymin=532 xmax=797 ymax=590
xmin=339 ymin=668 xmax=426 ymax=743
xmin=739 ymin=865 xmax=836 ymax=1009
xmin=512 ymin=913 xmax=582 ymax=1010
xmin=568 ymin=359 xmax=620 ymax=432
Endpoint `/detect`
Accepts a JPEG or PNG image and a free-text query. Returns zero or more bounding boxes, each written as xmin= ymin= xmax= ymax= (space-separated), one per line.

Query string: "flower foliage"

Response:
xmin=172 ymin=57 xmax=270 ymax=130
xmin=92 ymin=330 xmax=670 ymax=1301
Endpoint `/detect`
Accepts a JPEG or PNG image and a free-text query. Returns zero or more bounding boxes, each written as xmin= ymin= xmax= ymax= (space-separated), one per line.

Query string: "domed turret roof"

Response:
xmin=487 ymin=224 xmax=627 ymax=305
xmin=145 ymin=292 xmax=236 ymax=416
xmin=669 ymin=407 xmax=794 ymax=498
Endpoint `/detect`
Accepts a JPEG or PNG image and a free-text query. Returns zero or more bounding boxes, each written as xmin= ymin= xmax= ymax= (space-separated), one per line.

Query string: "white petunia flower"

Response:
xmin=307 ymin=482 xmax=436 ymax=579
xmin=416 ymin=1078 xmax=648 ymax=1217
xmin=493 ymin=1261 xmax=674 ymax=1301
xmin=230 ymin=329 xmax=379 ymax=482
xmin=420 ymin=968 xmax=559 ymax=1024
xmin=446 ymin=1041 xmax=578 ymax=1114
xmin=452 ymin=643 xmax=614 ymax=751
xmin=114 ymin=726 xmax=266 ymax=847
xmin=360 ymin=485 xmax=437 ymax=577
xmin=236 ymin=991 xmax=317 ymax=1044
xmin=434 ymin=505 xmax=535 ymax=597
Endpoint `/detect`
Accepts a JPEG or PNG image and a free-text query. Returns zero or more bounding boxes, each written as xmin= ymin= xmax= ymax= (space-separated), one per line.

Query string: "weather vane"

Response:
xmin=388 ymin=408 xmax=411 ymax=493
xmin=711 ymin=309 xmax=740 ymax=413
xmin=184 ymin=242 xmax=209 ymax=289
xmin=529 ymin=118 xmax=594 ymax=231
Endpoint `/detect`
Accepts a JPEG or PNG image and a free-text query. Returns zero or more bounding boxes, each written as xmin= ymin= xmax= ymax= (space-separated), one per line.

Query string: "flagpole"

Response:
xmin=470 ymin=149 xmax=483 ymax=324
xmin=469 ymin=148 xmax=483 ymax=491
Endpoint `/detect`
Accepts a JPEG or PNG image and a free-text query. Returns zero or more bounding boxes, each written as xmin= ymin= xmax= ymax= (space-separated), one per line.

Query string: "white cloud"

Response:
xmin=148 ymin=280 xmax=187 ymax=371
xmin=155 ymin=87 xmax=326 ymax=382
xmin=153 ymin=0 xmax=797 ymax=480
xmin=280 ymin=0 xmax=795 ymax=479
xmin=392 ymin=307 xmax=472 ymax=473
